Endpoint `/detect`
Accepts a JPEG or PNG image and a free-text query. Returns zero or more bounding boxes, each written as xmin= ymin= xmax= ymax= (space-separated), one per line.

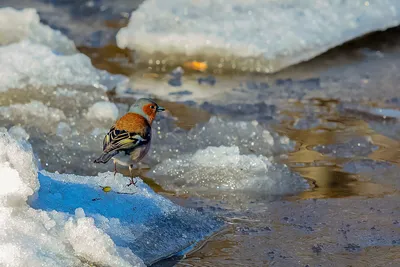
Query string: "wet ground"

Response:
xmin=1 ymin=1 xmax=400 ymax=266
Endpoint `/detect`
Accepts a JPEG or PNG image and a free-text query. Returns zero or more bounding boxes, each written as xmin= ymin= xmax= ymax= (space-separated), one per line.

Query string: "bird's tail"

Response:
xmin=93 ymin=151 xmax=117 ymax=164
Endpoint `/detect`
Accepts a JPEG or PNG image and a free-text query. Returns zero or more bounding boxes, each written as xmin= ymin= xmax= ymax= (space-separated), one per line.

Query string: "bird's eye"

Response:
xmin=150 ymin=105 xmax=155 ymax=109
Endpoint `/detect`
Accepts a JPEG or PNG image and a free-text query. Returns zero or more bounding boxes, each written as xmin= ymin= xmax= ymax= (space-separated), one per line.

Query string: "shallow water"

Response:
xmin=1 ymin=1 xmax=400 ymax=266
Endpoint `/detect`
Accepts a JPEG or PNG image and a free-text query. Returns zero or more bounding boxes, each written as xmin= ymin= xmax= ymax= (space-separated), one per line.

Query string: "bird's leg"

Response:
xmin=127 ymin=164 xmax=137 ymax=187
xmin=113 ymin=161 xmax=117 ymax=177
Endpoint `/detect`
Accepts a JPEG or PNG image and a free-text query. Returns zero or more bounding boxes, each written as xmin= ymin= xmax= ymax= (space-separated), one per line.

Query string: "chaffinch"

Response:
xmin=94 ymin=98 xmax=165 ymax=186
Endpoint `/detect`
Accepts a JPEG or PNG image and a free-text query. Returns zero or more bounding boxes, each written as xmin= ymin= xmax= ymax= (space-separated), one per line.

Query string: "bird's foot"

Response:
xmin=126 ymin=177 xmax=137 ymax=187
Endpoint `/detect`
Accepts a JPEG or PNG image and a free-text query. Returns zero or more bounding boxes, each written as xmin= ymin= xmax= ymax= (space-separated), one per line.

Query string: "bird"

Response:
xmin=94 ymin=98 xmax=165 ymax=186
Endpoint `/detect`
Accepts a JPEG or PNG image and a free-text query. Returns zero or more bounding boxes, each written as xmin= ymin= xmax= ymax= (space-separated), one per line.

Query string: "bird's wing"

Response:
xmin=102 ymin=126 xmax=148 ymax=154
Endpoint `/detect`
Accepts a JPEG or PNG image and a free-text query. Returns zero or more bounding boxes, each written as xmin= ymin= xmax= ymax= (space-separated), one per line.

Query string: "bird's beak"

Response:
xmin=157 ymin=106 xmax=165 ymax=112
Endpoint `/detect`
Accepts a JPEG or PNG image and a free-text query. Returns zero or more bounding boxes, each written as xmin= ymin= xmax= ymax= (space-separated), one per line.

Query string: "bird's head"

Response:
xmin=129 ymin=98 xmax=165 ymax=124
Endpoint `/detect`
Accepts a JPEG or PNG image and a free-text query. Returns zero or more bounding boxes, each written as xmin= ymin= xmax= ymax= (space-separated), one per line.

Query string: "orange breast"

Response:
xmin=114 ymin=113 xmax=149 ymax=135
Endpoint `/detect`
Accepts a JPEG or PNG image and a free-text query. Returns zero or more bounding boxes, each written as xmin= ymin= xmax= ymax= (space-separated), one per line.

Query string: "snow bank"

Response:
xmin=117 ymin=0 xmax=400 ymax=73
xmin=0 ymin=129 xmax=145 ymax=266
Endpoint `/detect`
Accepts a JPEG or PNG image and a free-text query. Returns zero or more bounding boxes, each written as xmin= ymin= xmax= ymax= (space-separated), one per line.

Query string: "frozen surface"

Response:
xmin=117 ymin=0 xmax=400 ymax=73
xmin=0 ymin=128 xmax=222 ymax=266
xmin=152 ymin=146 xmax=308 ymax=198
xmin=0 ymin=7 xmax=76 ymax=54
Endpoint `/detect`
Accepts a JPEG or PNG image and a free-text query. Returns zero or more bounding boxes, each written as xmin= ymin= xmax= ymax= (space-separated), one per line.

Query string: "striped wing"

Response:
xmin=102 ymin=126 xmax=148 ymax=154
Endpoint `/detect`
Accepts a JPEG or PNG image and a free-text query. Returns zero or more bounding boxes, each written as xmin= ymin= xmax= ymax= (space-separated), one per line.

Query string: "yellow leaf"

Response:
xmin=184 ymin=61 xmax=207 ymax=72
xmin=102 ymin=186 xmax=112 ymax=192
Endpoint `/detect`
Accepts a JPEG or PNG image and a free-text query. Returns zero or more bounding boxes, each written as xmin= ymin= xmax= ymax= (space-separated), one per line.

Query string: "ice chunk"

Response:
xmin=150 ymin=116 xmax=293 ymax=163
xmin=314 ymin=137 xmax=378 ymax=158
xmin=152 ymin=146 xmax=308 ymax=198
xmin=63 ymin=214 xmax=142 ymax=267
xmin=0 ymin=129 xmax=38 ymax=205
xmin=86 ymin=101 xmax=119 ymax=122
xmin=117 ymin=0 xmax=400 ymax=73
xmin=0 ymin=207 xmax=145 ymax=267
xmin=0 ymin=7 xmax=76 ymax=54
xmin=56 ymin=122 xmax=72 ymax=137
xmin=0 ymin=101 xmax=66 ymax=132
xmin=0 ymin=41 xmax=112 ymax=92
xmin=8 ymin=126 xmax=30 ymax=141
xmin=33 ymin=171 xmax=223 ymax=265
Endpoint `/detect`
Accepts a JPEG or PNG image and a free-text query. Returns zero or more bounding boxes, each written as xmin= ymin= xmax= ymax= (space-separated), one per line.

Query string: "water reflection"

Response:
xmin=276 ymin=99 xmax=399 ymax=199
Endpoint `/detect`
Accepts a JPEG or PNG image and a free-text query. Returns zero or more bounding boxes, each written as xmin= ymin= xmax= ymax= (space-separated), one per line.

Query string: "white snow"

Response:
xmin=86 ymin=101 xmax=120 ymax=122
xmin=117 ymin=0 xmax=400 ymax=73
xmin=0 ymin=7 xmax=76 ymax=54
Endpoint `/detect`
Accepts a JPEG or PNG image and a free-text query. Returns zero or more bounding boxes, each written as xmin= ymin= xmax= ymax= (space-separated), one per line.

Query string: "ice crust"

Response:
xmin=152 ymin=146 xmax=308 ymax=197
xmin=0 ymin=129 xmax=222 ymax=266
xmin=117 ymin=0 xmax=400 ymax=73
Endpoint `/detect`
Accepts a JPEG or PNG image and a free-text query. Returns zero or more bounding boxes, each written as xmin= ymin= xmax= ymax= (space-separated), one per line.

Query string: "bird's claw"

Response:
xmin=126 ymin=178 xmax=137 ymax=187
